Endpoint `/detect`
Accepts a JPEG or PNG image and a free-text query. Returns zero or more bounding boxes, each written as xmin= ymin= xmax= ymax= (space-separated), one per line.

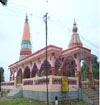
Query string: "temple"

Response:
xmin=1 ymin=15 xmax=96 ymax=103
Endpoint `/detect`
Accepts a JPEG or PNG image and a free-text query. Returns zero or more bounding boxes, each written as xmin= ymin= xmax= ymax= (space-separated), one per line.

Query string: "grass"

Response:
xmin=73 ymin=101 xmax=91 ymax=105
xmin=0 ymin=98 xmax=47 ymax=105
xmin=1 ymin=91 xmax=8 ymax=97
xmin=0 ymin=98 xmax=91 ymax=105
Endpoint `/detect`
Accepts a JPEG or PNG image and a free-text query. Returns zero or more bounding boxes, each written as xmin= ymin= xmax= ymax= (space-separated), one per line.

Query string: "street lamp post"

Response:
xmin=43 ymin=13 xmax=49 ymax=105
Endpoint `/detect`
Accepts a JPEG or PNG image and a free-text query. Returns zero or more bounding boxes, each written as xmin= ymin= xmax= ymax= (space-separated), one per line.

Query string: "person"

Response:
xmin=55 ymin=96 xmax=58 ymax=105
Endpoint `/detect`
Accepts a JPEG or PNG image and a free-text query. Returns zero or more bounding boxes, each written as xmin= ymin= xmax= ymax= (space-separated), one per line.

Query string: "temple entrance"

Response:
xmin=32 ymin=63 xmax=38 ymax=77
xmin=24 ymin=66 xmax=30 ymax=78
xmin=61 ymin=56 xmax=76 ymax=76
xmin=16 ymin=69 xmax=22 ymax=83
xmin=41 ymin=60 xmax=52 ymax=76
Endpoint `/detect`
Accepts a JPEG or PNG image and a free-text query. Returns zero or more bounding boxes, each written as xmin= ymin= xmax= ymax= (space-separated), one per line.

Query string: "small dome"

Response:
xmin=68 ymin=20 xmax=83 ymax=48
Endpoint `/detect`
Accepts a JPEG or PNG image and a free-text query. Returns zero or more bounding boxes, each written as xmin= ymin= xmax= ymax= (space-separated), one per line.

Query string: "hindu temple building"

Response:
xmin=1 ymin=15 xmax=98 ymax=103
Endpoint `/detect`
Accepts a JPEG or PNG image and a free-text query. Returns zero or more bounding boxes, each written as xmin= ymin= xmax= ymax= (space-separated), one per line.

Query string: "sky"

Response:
xmin=0 ymin=0 xmax=99 ymax=81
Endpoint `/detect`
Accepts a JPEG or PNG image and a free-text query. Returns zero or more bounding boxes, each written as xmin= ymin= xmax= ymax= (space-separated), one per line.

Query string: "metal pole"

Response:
xmin=43 ymin=13 xmax=49 ymax=105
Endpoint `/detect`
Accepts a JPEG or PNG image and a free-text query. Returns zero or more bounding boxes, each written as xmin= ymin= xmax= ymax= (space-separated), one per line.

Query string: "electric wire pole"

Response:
xmin=43 ymin=13 xmax=49 ymax=105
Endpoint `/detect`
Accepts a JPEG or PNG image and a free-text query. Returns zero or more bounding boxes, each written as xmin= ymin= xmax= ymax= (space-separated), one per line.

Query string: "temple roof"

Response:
xmin=22 ymin=14 xmax=30 ymax=41
xmin=68 ymin=20 xmax=83 ymax=48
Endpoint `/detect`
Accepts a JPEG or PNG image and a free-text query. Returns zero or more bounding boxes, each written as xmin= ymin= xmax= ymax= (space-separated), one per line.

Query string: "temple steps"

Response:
xmin=7 ymin=87 xmax=23 ymax=98
xmin=82 ymin=88 xmax=99 ymax=105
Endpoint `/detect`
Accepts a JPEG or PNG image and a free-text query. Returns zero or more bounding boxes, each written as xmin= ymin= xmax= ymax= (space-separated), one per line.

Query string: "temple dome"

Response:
xmin=68 ymin=20 xmax=83 ymax=48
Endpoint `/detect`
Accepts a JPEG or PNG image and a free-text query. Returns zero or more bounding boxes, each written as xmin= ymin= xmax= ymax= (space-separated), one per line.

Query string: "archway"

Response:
xmin=55 ymin=59 xmax=60 ymax=75
xmin=17 ymin=69 xmax=22 ymax=83
xmin=40 ymin=59 xmax=52 ymax=76
xmin=62 ymin=56 xmax=76 ymax=76
xmin=32 ymin=63 xmax=38 ymax=77
xmin=24 ymin=66 xmax=30 ymax=78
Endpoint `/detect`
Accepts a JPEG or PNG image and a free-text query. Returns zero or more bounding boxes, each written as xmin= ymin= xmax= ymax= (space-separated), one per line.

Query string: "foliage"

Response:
xmin=0 ymin=0 xmax=7 ymax=5
xmin=81 ymin=62 xmax=89 ymax=81
xmin=81 ymin=56 xmax=99 ymax=80
xmin=0 ymin=67 xmax=5 ymax=82
xmin=92 ymin=56 xmax=99 ymax=79
xmin=66 ymin=68 xmax=73 ymax=77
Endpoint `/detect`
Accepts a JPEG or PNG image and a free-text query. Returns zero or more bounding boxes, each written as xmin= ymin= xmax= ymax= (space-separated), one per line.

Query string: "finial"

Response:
xmin=73 ymin=19 xmax=78 ymax=32
xmin=25 ymin=13 xmax=28 ymax=23
xmin=74 ymin=19 xmax=76 ymax=25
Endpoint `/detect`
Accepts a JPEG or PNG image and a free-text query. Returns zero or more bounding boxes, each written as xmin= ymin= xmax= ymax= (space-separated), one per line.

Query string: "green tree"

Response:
xmin=92 ymin=56 xmax=99 ymax=79
xmin=0 ymin=67 xmax=5 ymax=82
xmin=81 ymin=56 xmax=99 ymax=80
xmin=81 ymin=62 xmax=89 ymax=81
xmin=0 ymin=0 xmax=7 ymax=5
xmin=66 ymin=68 xmax=73 ymax=77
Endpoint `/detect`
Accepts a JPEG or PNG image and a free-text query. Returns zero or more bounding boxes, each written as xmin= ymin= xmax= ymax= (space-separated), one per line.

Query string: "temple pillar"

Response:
xmin=30 ymin=71 xmax=32 ymax=78
xmin=30 ymin=66 xmax=33 ymax=78
xmin=88 ymin=57 xmax=93 ymax=85
xmin=10 ymin=71 xmax=12 ymax=81
xmin=52 ymin=67 xmax=55 ymax=75
xmin=22 ymin=70 xmax=24 ymax=79
xmin=76 ymin=53 xmax=81 ymax=86
xmin=38 ymin=69 xmax=41 ymax=77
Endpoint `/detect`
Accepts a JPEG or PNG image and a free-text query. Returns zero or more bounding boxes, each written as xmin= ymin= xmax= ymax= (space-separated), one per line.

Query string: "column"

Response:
xmin=52 ymin=67 xmax=55 ymax=75
xmin=38 ymin=69 xmax=41 ymax=77
xmin=22 ymin=71 xmax=24 ymax=79
xmin=30 ymin=71 xmax=32 ymax=78
xmin=77 ymin=53 xmax=81 ymax=84
xmin=88 ymin=57 xmax=93 ymax=85
xmin=10 ymin=71 xmax=12 ymax=81
xmin=30 ymin=67 xmax=33 ymax=78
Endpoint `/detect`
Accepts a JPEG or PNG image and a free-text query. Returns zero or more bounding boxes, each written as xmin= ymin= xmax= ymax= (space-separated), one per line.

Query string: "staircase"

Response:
xmin=7 ymin=87 xmax=23 ymax=98
xmin=82 ymin=88 xmax=99 ymax=105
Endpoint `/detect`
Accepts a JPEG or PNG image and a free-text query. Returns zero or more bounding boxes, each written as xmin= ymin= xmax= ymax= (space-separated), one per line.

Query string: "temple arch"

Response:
xmin=31 ymin=63 xmax=38 ymax=77
xmin=40 ymin=59 xmax=52 ymax=76
xmin=24 ymin=66 xmax=30 ymax=78
xmin=61 ymin=56 xmax=76 ymax=76
xmin=16 ymin=69 xmax=22 ymax=83
xmin=55 ymin=59 xmax=60 ymax=75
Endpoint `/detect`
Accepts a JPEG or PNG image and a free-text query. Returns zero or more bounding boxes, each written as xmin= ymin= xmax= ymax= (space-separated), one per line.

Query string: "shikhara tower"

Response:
xmin=19 ymin=14 xmax=32 ymax=60
xmin=68 ymin=20 xmax=83 ymax=48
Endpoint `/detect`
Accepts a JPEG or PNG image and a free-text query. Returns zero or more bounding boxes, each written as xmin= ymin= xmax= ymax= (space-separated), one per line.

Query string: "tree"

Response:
xmin=81 ymin=62 xmax=89 ymax=81
xmin=92 ymin=56 xmax=99 ymax=79
xmin=66 ymin=68 xmax=73 ymax=77
xmin=81 ymin=56 xmax=99 ymax=80
xmin=0 ymin=67 xmax=5 ymax=82
xmin=0 ymin=0 xmax=7 ymax=5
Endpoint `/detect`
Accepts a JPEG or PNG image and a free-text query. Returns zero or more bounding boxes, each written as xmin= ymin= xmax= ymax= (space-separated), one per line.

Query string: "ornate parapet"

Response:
xmin=1 ymin=80 xmax=16 ymax=90
xmin=22 ymin=76 xmax=79 ymax=92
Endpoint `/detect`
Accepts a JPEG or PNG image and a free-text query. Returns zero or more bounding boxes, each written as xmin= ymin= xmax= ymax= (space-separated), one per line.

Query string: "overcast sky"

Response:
xmin=0 ymin=0 xmax=99 ymax=81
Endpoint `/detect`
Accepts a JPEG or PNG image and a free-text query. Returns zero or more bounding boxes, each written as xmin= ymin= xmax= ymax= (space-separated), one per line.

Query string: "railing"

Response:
xmin=1 ymin=81 xmax=16 ymax=90
xmin=23 ymin=80 xmax=33 ymax=85
xmin=22 ymin=76 xmax=79 ymax=92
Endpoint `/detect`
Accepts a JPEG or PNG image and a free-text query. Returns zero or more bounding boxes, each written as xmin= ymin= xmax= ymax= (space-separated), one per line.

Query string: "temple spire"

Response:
xmin=19 ymin=14 xmax=32 ymax=60
xmin=25 ymin=13 xmax=28 ymax=23
xmin=73 ymin=19 xmax=78 ymax=32
xmin=68 ymin=20 xmax=83 ymax=48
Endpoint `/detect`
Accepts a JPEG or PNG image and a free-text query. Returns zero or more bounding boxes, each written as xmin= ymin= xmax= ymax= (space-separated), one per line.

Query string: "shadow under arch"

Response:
xmin=32 ymin=63 xmax=38 ymax=77
xmin=24 ymin=66 xmax=30 ymax=78
xmin=40 ymin=59 xmax=51 ymax=76
xmin=16 ymin=69 xmax=22 ymax=83
xmin=62 ymin=56 xmax=76 ymax=76
xmin=55 ymin=59 xmax=60 ymax=75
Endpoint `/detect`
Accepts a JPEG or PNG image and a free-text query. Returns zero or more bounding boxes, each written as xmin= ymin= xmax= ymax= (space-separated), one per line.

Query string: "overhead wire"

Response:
xmin=0 ymin=1 xmax=99 ymax=55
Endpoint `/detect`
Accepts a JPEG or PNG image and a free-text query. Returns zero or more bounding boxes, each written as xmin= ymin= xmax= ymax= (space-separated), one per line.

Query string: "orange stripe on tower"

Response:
xmin=22 ymin=14 xmax=30 ymax=41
